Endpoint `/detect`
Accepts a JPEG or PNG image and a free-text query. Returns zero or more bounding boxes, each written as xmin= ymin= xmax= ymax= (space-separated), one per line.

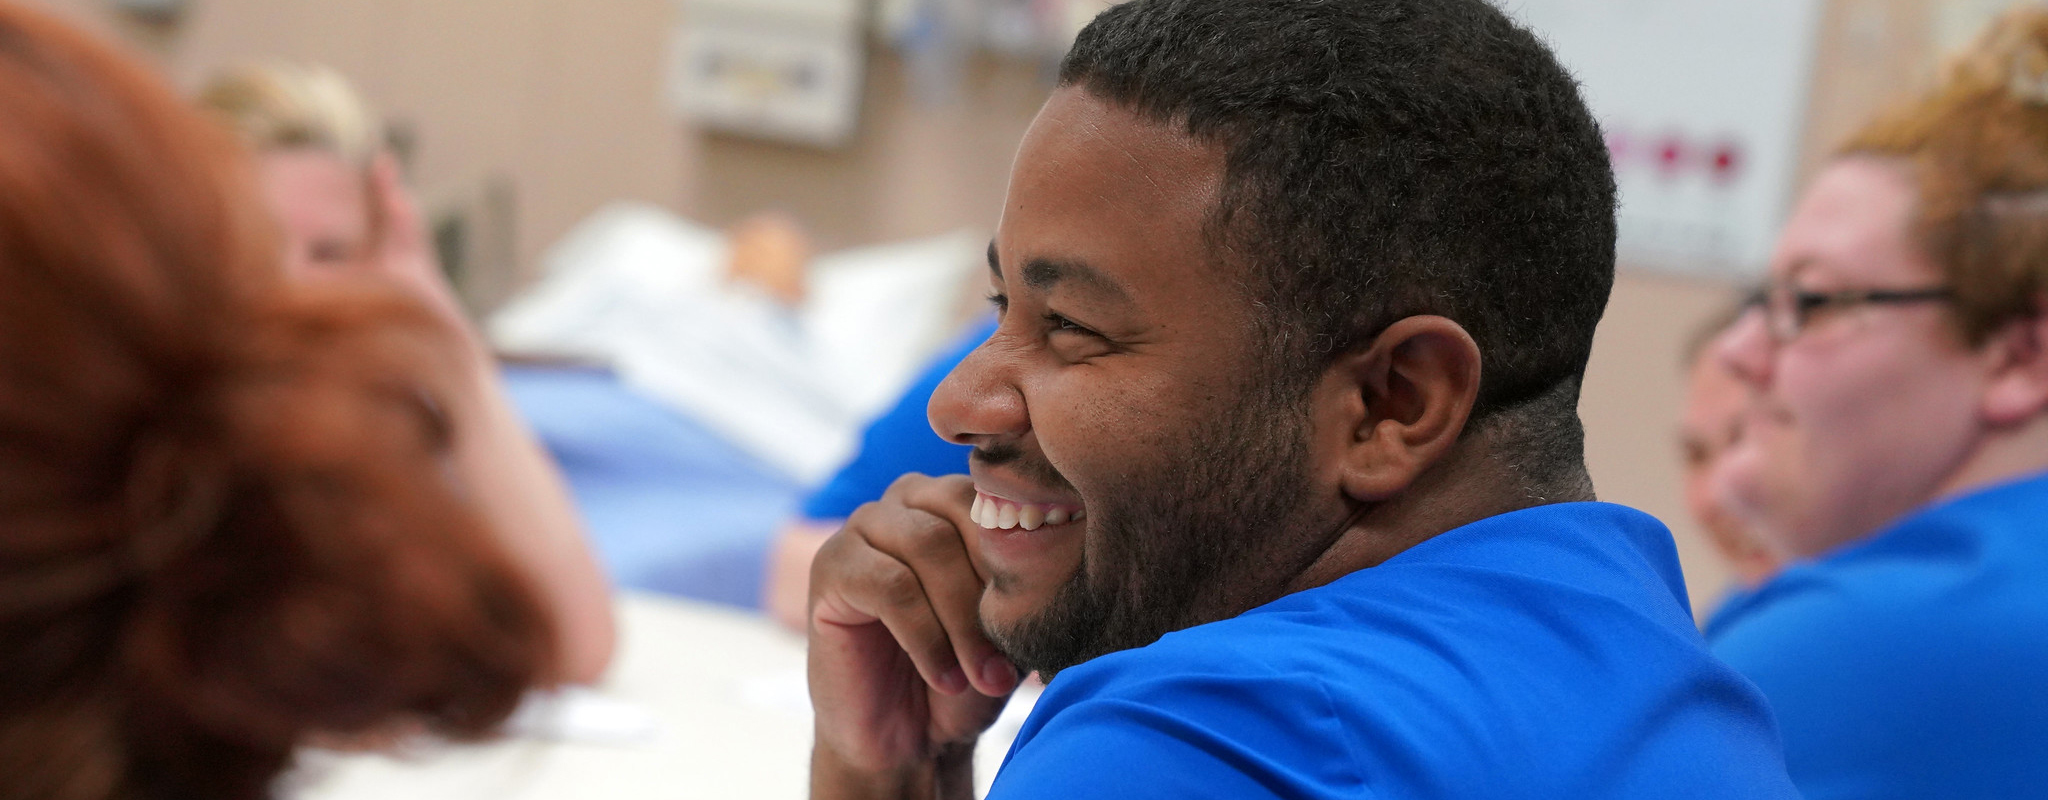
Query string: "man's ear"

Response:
xmin=1981 ymin=306 xmax=2048 ymax=427
xmin=1310 ymin=315 xmax=1482 ymax=503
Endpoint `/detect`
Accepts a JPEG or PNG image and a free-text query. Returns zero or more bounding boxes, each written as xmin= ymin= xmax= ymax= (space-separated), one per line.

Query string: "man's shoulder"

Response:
xmin=999 ymin=540 xmax=1793 ymax=798
xmin=1051 ymin=499 xmax=1709 ymax=713
xmin=991 ymin=502 xmax=1802 ymax=799
xmin=995 ymin=619 xmax=1370 ymax=800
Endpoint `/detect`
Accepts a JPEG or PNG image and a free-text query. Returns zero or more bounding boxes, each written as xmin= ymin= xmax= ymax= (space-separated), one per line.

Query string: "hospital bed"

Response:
xmin=490 ymin=205 xmax=982 ymax=608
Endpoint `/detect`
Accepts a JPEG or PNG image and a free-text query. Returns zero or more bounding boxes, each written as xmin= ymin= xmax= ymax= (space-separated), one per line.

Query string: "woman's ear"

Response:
xmin=1981 ymin=307 xmax=2048 ymax=427
xmin=1309 ymin=316 xmax=1482 ymax=503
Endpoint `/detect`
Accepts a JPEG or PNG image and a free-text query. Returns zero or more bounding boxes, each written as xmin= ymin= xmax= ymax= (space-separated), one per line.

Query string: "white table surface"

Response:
xmin=293 ymin=592 xmax=1040 ymax=800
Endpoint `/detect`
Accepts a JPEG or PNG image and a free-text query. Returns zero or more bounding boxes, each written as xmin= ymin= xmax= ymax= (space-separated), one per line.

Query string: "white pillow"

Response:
xmin=802 ymin=229 xmax=984 ymax=420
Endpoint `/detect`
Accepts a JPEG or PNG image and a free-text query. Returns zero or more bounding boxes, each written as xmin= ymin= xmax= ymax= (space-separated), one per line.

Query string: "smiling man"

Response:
xmin=805 ymin=1 xmax=1799 ymax=798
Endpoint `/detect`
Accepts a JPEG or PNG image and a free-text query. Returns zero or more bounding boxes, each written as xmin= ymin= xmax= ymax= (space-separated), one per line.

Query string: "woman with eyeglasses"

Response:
xmin=1703 ymin=10 xmax=2048 ymax=799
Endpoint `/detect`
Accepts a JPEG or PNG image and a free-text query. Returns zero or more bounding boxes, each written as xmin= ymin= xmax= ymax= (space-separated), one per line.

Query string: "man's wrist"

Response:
xmin=810 ymin=739 xmax=977 ymax=800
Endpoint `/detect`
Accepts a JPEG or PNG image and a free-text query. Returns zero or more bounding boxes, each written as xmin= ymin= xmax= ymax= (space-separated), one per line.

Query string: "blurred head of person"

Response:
xmin=723 ymin=211 xmax=812 ymax=306
xmin=1679 ymin=308 xmax=1785 ymax=587
xmin=198 ymin=63 xmax=381 ymax=279
xmin=0 ymin=5 xmax=556 ymax=799
xmin=1714 ymin=8 xmax=2048 ymax=562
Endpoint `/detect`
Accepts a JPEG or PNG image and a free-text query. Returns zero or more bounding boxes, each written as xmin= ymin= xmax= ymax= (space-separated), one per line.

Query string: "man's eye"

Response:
xmin=986 ymin=292 xmax=1009 ymax=312
xmin=1044 ymin=312 xmax=1098 ymax=337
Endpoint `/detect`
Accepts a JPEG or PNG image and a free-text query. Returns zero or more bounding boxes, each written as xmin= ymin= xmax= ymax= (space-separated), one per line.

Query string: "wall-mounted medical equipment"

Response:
xmin=672 ymin=0 xmax=866 ymax=148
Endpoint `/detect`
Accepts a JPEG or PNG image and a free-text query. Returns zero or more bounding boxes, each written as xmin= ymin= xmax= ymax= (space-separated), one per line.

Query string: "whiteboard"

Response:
xmin=1502 ymin=0 xmax=1826 ymax=280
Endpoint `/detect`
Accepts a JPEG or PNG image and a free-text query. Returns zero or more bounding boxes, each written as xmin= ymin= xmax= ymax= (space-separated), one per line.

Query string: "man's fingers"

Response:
xmin=823 ymin=540 xmax=971 ymax=695
xmin=873 ymin=477 xmax=1019 ymax=697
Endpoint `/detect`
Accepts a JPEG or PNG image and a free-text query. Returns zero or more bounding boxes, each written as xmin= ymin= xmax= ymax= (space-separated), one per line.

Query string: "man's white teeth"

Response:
xmin=971 ymin=494 xmax=1085 ymax=530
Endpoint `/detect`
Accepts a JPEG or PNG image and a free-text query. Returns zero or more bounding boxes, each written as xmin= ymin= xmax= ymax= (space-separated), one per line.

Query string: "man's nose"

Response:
xmin=1716 ymin=308 xmax=1777 ymax=390
xmin=928 ymin=332 xmax=1029 ymax=447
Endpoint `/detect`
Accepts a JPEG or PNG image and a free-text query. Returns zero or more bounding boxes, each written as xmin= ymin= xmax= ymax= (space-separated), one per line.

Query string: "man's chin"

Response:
xmin=980 ymin=573 xmax=1115 ymax=681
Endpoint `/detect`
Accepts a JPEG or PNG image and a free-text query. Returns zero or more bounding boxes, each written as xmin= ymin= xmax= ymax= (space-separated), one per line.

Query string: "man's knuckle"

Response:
xmin=907 ymin=517 xmax=961 ymax=560
xmin=872 ymin=564 xmax=924 ymax=608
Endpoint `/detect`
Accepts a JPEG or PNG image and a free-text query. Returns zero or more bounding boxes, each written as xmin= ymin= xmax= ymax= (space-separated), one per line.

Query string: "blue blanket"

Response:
xmin=502 ymin=365 xmax=803 ymax=608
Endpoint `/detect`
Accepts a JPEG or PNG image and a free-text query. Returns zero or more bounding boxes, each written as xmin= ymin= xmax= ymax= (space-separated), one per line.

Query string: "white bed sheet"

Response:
xmin=489 ymin=204 xmax=982 ymax=483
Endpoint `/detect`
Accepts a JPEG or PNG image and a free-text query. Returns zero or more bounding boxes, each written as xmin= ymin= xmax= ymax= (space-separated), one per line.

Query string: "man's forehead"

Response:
xmin=995 ymin=89 xmax=1232 ymax=301
xmin=1003 ymin=90 xmax=1212 ymax=209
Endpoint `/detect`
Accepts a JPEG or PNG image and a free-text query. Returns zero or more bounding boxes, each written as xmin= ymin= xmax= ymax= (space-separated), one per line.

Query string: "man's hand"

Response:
xmin=808 ymin=474 xmax=1021 ymax=799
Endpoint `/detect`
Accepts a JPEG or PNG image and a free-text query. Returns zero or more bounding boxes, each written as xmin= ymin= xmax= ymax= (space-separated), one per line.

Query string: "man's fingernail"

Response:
xmin=982 ymin=658 xmax=1017 ymax=690
xmin=939 ymin=666 xmax=967 ymax=694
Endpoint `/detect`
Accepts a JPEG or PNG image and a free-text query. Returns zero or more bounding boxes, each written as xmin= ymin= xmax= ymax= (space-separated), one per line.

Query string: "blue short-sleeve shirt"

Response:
xmin=1706 ymin=471 xmax=2048 ymax=800
xmin=989 ymin=502 xmax=1799 ymax=799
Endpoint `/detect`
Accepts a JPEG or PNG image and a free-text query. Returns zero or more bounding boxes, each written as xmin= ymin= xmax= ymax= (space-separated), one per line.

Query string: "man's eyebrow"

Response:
xmin=985 ymin=241 xmax=1132 ymax=303
xmin=1024 ymin=257 xmax=1126 ymax=300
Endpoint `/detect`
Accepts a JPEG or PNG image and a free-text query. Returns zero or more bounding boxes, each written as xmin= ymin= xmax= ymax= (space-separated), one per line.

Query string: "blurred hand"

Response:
xmin=362 ymin=153 xmax=468 ymax=330
xmin=808 ymin=474 xmax=1019 ymax=799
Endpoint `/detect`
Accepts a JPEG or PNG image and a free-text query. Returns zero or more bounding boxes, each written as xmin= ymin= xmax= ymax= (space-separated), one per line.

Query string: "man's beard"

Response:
xmin=980 ymin=378 xmax=1323 ymax=682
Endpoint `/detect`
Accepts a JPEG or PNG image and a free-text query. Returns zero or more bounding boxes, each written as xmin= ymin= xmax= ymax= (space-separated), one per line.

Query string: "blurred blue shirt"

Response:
xmin=991 ymin=502 xmax=1799 ymax=799
xmin=1708 ymin=470 xmax=2048 ymax=800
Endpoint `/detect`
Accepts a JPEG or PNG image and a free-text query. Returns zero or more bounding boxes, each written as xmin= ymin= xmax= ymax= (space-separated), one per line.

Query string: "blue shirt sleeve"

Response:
xmin=799 ymin=317 xmax=995 ymax=520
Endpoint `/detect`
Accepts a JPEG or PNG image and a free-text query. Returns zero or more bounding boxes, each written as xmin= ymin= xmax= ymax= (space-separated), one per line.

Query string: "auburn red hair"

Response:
xmin=1840 ymin=7 xmax=2048 ymax=345
xmin=0 ymin=4 xmax=556 ymax=799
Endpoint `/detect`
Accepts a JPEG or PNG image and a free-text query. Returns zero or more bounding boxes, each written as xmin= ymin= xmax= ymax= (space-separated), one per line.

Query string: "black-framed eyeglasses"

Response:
xmin=1740 ymin=284 xmax=1953 ymax=342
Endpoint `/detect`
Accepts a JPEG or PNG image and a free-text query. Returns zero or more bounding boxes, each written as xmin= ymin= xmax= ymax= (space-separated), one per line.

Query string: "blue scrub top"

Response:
xmin=990 ymin=502 xmax=1799 ymax=799
xmin=799 ymin=317 xmax=996 ymax=520
xmin=1707 ymin=470 xmax=2048 ymax=800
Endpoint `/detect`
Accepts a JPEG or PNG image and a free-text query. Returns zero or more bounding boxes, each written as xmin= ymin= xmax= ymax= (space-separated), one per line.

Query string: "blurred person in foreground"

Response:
xmin=0 ymin=3 xmax=560 ymax=798
xmin=1678 ymin=305 xmax=1786 ymax=592
xmin=805 ymin=1 xmax=1799 ymax=797
xmin=198 ymin=64 xmax=615 ymax=683
xmin=1705 ymin=9 xmax=2048 ymax=798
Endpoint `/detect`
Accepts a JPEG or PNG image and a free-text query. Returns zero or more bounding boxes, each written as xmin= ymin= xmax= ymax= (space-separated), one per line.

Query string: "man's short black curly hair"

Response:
xmin=1061 ymin=0 xmax=1616 ymax=437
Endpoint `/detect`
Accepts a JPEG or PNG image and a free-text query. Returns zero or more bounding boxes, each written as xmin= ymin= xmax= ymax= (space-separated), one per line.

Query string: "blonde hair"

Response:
xmin=197 ymin=62 xmax=380 ymax=165
xmin=1840 ymin=8 xmax=2048 ymax=345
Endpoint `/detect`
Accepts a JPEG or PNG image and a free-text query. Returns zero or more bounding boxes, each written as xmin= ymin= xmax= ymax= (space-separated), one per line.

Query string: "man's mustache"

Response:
xmin=971 ymin=442 xmax=1077 ymax=494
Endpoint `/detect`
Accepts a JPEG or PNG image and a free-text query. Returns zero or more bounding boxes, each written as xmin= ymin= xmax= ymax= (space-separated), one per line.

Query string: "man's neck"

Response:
xmin=1937 ymin=413 xmax=2048 ymax=504
xmin=1285 ymin=425 xmax=1594 ymax=595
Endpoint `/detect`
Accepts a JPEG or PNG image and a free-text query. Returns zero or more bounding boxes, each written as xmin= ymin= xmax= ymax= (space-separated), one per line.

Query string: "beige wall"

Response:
xmin=1582 ymin=274 xmax=1740 ymax=610
xmin=35 ymin=0 xmax=1971 ymax=614
xmin=29 ymin=0 xmax=695 ymax=311
xmin=690 ymin=50 xmax=1049 ymax=251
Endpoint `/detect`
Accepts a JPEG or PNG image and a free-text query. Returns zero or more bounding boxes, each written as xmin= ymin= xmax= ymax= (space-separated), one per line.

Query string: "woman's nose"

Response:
xmin=1717 ymin=307 xmax=1777 ymax=390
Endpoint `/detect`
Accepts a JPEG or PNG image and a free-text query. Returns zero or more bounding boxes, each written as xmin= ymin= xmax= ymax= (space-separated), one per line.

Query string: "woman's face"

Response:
xmin=257 ymin=148 xmax=370 ymax=279
xmin=1714 ymin=157 xmax=1996 ymax=560
xmin=1680 ymin=355 xmax=1782 ymax=585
